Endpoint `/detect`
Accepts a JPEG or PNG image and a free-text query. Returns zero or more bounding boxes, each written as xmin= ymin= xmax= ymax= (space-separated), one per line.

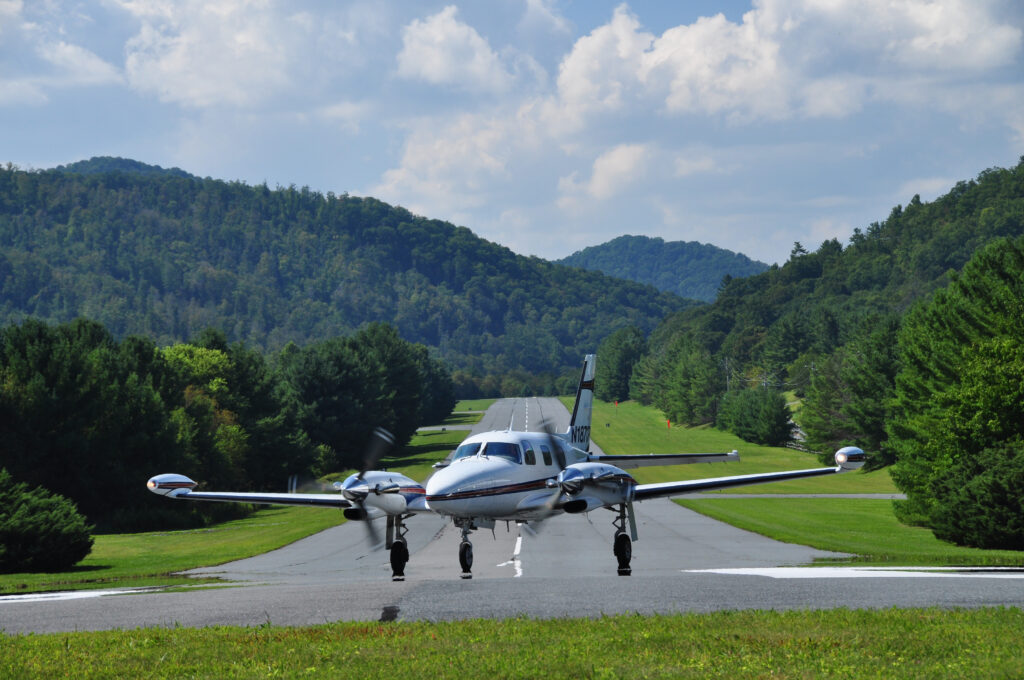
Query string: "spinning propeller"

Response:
xmin=338 ymin=426 xmax=397 ymax=546
xmin=534 ymin=417 xmax=570 ymax=520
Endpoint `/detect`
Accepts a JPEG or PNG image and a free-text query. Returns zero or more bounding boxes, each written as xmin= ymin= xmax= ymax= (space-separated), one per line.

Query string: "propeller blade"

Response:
xmin=358 ymin=426 xmax=396 ymax=479
xmin=351 ymin=426 xmax=396 ymax=549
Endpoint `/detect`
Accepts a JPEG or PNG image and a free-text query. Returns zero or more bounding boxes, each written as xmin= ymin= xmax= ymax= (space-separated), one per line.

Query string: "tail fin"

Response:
xmin=567 ymin=354 xmax=596 ymax=450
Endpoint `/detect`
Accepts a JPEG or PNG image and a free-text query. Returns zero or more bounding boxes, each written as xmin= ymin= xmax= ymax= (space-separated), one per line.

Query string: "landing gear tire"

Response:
xmin=390 ymin=539 xmax=409 ymax=581
xmin=459 ymin=540 xmax=474 ymax=579
xmin=613 ymin=532 xmax=632 ymax=576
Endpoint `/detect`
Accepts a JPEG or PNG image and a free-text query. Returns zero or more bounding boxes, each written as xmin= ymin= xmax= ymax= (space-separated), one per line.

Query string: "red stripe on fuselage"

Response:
xmin=426 ymin=478 xmax=550 ymax=502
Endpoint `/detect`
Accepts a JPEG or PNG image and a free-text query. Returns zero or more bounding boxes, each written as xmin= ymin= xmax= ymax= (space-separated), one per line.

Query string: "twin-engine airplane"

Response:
xmin=148 ymin=354 xmax=865 ymax=580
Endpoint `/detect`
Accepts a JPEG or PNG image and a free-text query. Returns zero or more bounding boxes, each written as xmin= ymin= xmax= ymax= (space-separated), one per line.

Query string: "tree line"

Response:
xmin=0 ymin=318 xmax=454 ymax=531
xmin=596 ymin=159 xmax=1024 ymax=549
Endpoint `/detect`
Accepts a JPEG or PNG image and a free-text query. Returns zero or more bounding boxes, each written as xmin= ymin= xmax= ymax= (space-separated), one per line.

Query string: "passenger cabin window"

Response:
xmin=452 ymin=442 xmax=481 ymax=460
xmin=523 ymin=442 xmax=536 ymax=465
xmin=539 ymin=443 xmax=552 ymax=466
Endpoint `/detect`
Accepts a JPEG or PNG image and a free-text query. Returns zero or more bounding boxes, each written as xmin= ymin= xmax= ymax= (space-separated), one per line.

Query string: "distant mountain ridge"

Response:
xmin=558 ymin=235 xmax=769 ymax=302
xmin=0 ymin=159 xmax=694 ymax=391
xmin=54 ymin=156 xmax=194 ymax=179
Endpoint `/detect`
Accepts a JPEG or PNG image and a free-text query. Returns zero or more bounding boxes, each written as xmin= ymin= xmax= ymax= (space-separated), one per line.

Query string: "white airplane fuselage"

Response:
xmin=423 ymin=429 xmax=598 ymax=521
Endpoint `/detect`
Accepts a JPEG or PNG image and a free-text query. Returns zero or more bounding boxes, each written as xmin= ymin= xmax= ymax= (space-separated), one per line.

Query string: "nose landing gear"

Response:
xmin=458 ymin=522 xmax=474 ymax=579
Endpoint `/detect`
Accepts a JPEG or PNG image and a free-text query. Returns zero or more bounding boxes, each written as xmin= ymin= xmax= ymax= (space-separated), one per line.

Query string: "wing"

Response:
xmin=634 ymin=447 xmax=867 ymax=500
xmin=146 ymin=472 xmax=435 ymax=514
xmin=147 ymin=475 xmax=354 ymax=508
xmin=175 ymin=491 xmax=354 ymax=508
xmin=591 ymin=450 xmax=739 ymax=469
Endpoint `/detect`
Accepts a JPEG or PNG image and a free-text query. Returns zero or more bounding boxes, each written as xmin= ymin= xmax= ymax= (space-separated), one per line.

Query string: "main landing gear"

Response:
xmin=612 ymin=503 xmax=636 ymax=576
xmin=387 ymin=514 xmax=411 ymax=581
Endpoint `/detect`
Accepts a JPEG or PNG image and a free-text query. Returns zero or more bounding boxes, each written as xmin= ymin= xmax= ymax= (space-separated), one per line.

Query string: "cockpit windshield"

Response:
xmin=482 ymin=442 xmax=521 ymax=462
xmin=450 ymin=441 xmax=522 ymax=463
xmin=451 ymin=442 xmax=481 ymax=461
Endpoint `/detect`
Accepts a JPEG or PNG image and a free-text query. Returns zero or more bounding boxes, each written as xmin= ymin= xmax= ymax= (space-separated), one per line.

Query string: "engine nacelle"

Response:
xmin=556 ymin=463 xmax=636 ymax=507
xmin=835 ymin=446 xmax=866 ymax=471
xmin=343 ymin=506 xmax=386 ymax=521
xmin=338 ymin=471 xmax=410 ymax=516
xmin=561 ymin=497 xmax=606 ymax=514
xmin=363 ymin=490 xmax=408 ymax=516
xmin=146 ymin=474 xmax=197 ymax=497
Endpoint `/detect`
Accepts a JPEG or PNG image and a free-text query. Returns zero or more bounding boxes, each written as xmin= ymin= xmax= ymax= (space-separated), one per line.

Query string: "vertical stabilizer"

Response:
xmin=568 ymin=354 xmax=596 ymax=450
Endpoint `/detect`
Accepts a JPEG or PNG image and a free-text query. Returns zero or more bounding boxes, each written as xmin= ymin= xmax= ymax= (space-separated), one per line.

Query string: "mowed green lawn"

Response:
xmin=3 ymin=608 xmax=1023 ymax=679
xmin=0 ymin=506 xmax=342 ymax=595
xmin=678 ymin=498 xmax=1024 ymax=565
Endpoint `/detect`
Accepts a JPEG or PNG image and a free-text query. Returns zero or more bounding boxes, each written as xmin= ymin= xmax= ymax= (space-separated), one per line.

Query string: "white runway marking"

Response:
xmin=0 ymin=587 xmax=165 ymax=604
xmin=686 ymin=566 xmax=1024 ymax=579
xmin=497 ymin=535 xmax=524 ymax=577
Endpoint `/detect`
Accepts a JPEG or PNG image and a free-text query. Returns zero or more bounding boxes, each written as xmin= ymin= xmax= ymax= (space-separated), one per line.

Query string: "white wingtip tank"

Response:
xmin=146 ymin=474 xmax=197 ymax=497
xmin=567 ymin=353 xmax=596 ymax=451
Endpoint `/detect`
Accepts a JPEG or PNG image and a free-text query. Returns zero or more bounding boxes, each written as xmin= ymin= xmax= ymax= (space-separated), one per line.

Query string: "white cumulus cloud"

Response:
xmin=119 ymin=0 xmax=296 ymax=108
xmin=396 ymin=5 xmax=513 ymax=93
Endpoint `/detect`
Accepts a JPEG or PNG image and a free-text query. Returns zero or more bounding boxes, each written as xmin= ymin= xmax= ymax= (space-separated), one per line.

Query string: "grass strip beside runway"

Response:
xmin=678 ymin=497 xmax=1024 ymax=566
xmin=0 ymin=505 xmax=342 ymax=595
xmin=2 ymin=608 xmax=1022 ymax=678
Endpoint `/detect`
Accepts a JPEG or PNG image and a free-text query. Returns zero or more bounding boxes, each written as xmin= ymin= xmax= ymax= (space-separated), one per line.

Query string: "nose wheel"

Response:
xmin=456 ymin=520 xmax=474 ymax=579
xmin=459 ymin=541 xmax=473 ymax=577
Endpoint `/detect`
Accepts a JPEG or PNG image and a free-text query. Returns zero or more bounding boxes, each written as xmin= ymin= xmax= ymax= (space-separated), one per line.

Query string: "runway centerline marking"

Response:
xmin=497 ymin=535 xmax=524 ymax=577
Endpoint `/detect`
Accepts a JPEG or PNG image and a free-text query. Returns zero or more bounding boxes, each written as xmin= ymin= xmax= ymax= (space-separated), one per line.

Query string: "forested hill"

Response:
xmin=630 ymin=158 xmax=1024 ymax=444
xmin=0 ymin=159 xmax=692 ymax=388
xmin=654 ymin=159 xmax=1024 ymax=366
xmin=53 ymin=156 xmax=195 ymax=179
xmin=557 ymin=235 xmax=769 ymax=302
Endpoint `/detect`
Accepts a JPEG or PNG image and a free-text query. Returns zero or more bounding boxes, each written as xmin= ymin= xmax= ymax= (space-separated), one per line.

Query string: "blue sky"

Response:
xmin=3 ymin=1 xmax=1023 ymax=264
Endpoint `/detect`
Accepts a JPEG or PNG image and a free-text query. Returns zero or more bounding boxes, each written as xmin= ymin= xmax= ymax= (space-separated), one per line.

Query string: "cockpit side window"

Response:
xmin=539 ymin=443 xmax=552 ymax=466
xmin=482 ymin=442 xmax=521 ymax=462
xmin=452 ymin=442 xmax=481 ymax=460
xmin=522 ymin=442 xmax=536 ymax=465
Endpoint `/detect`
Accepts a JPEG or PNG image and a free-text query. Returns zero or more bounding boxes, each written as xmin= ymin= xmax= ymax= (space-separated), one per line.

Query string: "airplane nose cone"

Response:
xmin=425 ymin=467 xmax=458 ymax=498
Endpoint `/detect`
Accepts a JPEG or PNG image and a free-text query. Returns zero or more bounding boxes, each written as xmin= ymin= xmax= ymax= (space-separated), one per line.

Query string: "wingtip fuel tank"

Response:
xmin=835 ymin=446 xmax=866 ymax=471
xmin=146 ymin=473 xmax=197 ymax=497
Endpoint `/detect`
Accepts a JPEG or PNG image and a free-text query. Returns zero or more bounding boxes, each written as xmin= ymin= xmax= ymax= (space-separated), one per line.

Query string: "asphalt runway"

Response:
xmin=3 ymin=398 xmax=1024 ymax=634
